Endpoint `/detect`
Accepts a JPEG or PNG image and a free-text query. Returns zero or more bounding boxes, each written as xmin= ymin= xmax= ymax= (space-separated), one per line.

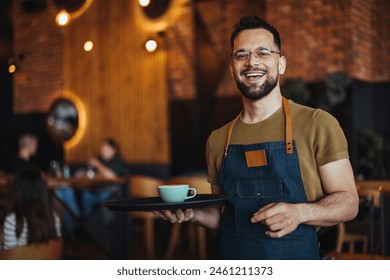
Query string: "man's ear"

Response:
xmin=279 ymin=55 xmax=286 ymax=75
xmin=229 ymin=62 xmax=235 ymax=78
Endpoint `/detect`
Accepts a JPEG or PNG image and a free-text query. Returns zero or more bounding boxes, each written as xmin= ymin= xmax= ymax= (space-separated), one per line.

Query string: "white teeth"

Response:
xmin=245 ymin=73 xmax=264 ymax=78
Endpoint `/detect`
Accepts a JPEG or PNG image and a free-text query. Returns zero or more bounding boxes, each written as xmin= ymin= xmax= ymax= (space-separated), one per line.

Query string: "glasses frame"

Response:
xmin=231 ymin=47 xmax=281 ymax=63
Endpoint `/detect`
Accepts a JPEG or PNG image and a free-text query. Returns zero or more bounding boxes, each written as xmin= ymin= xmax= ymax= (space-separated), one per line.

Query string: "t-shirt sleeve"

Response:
xmin=3 ymin=214 xmax=19 ymax=249
xmin=105 ymin=156 xmax=128 ymax=177
xmin=314 ymin=110 xmax=349 ymax=167
xmin=54 ymin=213 xmax=62 ymax=238
xmin=206 ymin=133 xmax=219 ymax=185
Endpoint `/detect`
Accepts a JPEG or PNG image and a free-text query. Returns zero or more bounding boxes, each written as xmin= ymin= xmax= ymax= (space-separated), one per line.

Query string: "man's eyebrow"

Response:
xmin=256 ymin=46 xmax=271 ymax=50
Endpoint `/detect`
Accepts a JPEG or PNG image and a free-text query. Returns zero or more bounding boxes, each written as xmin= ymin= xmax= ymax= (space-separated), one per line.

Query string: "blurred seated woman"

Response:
xmin=0 ymin=166 xmax=61 ymax=250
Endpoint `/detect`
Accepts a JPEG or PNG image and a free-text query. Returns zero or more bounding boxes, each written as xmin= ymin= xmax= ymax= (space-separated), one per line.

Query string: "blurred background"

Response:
xmin=1 ymin=0 xmax=389 ymax=178
xmin=0 ymin=0 xmax=389 ymax=260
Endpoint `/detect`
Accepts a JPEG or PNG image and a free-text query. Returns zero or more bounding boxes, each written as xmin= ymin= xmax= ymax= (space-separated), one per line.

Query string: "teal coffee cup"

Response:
xmin=158 ymin=184 xmax=197 ymax=203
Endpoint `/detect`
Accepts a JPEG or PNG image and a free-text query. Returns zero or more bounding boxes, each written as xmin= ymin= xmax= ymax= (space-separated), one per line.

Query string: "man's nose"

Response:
xmin=245 ymin=52 xmax=261 ymax=66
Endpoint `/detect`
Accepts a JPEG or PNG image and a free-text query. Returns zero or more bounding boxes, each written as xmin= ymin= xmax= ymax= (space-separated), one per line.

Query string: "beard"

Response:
xmin=235 ymin=73 xmax=278 ymax=101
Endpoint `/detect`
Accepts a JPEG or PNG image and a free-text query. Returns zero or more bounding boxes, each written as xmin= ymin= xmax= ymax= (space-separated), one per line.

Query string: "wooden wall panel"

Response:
xmin=64 ymin=0 xmax=170 ymax=164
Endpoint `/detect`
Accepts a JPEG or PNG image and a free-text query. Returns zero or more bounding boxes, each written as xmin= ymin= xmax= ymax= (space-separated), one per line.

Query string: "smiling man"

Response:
xmin=155 ymin=16 xmax=359 ymax=260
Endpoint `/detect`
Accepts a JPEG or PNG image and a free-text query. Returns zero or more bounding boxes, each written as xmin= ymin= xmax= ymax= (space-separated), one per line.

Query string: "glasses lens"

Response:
xmin=256 ymin=48 xmax=271 ymax=57
xmin=233 ymin=50 xmax=249 ymax=62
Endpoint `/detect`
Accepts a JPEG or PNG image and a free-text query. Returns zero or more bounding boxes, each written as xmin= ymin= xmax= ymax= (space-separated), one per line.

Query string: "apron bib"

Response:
xmin=219 ymin=98 xmax=320 ymax=260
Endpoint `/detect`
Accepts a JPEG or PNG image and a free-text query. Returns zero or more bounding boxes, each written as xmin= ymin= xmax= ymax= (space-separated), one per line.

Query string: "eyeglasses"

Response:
xmin=231 ymin=47 xmax=281 ymax=63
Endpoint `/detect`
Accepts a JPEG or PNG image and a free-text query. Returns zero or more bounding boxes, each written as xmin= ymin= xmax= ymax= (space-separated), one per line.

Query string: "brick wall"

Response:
xmin=371 ymin=0 xmax=390 ymax=82
xmin=12 ymin=0 xmax=63 ymax=113
xmin=267 ymin=0 xmax=352 ymax=81
xmin=168 ymin=0 xmax=390 ymax=99
xmin=267 ymin=0 xmax=390 ymax=83
xmin=166 ymin=2 xmax=195 ymax=100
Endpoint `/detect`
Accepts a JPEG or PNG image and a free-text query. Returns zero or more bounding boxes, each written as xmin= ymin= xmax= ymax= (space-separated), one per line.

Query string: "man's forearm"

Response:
xmin=297 ymin=190 xmax=359 ymax=227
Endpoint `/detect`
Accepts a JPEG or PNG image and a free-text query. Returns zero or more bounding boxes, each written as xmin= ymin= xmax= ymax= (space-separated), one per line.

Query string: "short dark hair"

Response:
xmin=102 ymin=138 xmax=120 ymax=154
xmin=231 ymin=16 xmax=281 ymax=52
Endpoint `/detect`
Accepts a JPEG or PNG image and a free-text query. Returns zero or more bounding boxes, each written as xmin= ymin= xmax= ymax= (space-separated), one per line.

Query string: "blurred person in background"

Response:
xmin=9 ymin=134 xmax=38 ymax=173
xmin=0 ymin=166 xmax=61 ymax=250
xmin=82 ymin=138 xmax=128 ymax=218
xmin=57 ymin=138 xmax=128 ymax=234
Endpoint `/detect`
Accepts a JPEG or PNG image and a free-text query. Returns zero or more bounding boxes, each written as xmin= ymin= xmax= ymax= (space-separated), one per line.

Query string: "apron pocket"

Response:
xmin=235 ymin=179 xmax=283 ymax=232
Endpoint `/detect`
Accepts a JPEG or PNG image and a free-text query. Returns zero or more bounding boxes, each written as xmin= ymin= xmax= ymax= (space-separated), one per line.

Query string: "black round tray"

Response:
xmin=103 ymin=194 xmax=228 ymax=212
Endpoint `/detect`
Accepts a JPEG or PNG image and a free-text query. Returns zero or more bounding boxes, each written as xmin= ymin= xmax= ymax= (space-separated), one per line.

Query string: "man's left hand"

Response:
xmin=251 ymin=202 xmax=303 ymax=238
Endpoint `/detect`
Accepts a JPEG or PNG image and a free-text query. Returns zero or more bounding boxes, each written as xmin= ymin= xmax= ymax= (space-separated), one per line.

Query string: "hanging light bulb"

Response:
xmin=139 ymin=0 xmax=151 ymax=7
xmin=55 ymin=9 xmax=71 ymax=26
xmin=8 ymin=64 xmax=16 ymax=74
xmin=145 ymin=39 xmax=158 ymax=52
xmin=84 ymin=40 xmax=94 ymax=52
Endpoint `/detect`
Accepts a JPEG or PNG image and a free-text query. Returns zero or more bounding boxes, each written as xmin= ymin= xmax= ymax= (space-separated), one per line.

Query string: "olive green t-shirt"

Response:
xmin=206 ymin=100 xmax=349 ymax=202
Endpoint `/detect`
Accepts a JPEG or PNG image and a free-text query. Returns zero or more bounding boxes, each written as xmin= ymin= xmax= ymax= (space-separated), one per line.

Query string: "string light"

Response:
xmin=55 ymin=10 xmax=70 ymax=26
xmin=84 ymin=40 xmax=94 ymax=52
xmin=145 ymin=39 xmax=157 ymax=52
xmin=139 ymin=0 xmax=151 ymax=7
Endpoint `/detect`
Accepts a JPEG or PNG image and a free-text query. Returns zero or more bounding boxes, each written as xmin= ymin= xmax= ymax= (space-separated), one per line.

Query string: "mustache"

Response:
xmin=240 ymin=67 xmax=268 ymax=76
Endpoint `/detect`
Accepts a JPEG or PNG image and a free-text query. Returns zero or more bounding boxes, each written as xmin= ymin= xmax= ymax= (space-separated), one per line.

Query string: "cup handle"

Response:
xmin=186 ymin=188 xmax=197 ymax=200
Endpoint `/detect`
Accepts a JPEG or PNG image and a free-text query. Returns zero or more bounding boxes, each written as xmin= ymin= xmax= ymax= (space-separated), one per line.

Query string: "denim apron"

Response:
xmin=219 ymin=98 xmax=320 ymax=260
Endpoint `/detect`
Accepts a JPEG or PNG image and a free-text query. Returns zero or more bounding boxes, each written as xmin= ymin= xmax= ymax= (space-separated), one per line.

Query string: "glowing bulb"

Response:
xmin=55 ymin=10 xmax=70 ymax=26
xmin=139 ymin=0 xmax=151 ymax=7
xmin=145 ymin=39 xmax=157 ymax=52
xmin=8 ymin=64 xmax=16 ymax=74
xmin=84 ymin=40 xmax=94 ymax=52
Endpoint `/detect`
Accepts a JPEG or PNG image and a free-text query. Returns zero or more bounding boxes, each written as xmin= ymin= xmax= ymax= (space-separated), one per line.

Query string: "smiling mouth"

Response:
xmin=244 ymin=72 xmax=265 ymax=79
xmin=241 ymin=67 xmax=267 ymax=80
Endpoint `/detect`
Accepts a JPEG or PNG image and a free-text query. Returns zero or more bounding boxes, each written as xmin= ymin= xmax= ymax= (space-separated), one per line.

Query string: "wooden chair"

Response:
xmin=336 ymin=222 xmax=368 ymax=253
xmin=129 ymin=175 xmax=163 ymax=259
xmin=0 ymin=239 xmax=63 ymax=260
xmin=165 ymin=175 xmax=211 ymax=259
xmin=335 ymin=187 xmax=378 ymax=254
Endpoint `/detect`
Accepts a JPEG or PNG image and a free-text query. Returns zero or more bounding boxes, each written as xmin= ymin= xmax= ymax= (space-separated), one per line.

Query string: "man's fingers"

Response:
xmin=260 ymin=213 xmax=286 ymax=227
xmin=254 ymin=203 xmax=276 ymax=215
xmin=176 ymin=209 xmax=185 ymax=223
xmin=153 ymin=209 xmax=195 ymax=223
xmin=162 ymin=210 xmax=178 ymax=223
xmin=266 ymin=228 xmax=289 ymax=238
xmin=267 ymin=221 xmax=285 ymax=232
xmin=251 ymin=203 xmax=278 ymax=223
xmin=152 ymin=211 xmax=166 ymax=220
xmin=184 ymin=209 xmax=195 ymax=221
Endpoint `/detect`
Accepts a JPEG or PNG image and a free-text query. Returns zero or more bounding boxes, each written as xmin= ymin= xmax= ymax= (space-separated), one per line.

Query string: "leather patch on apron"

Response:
xmin=245 ymin=150 xmax=267 ymax=168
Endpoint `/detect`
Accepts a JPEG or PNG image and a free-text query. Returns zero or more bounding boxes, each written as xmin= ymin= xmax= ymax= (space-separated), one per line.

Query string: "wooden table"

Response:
xmin=47 ymin=175 xmax=126 ymax=189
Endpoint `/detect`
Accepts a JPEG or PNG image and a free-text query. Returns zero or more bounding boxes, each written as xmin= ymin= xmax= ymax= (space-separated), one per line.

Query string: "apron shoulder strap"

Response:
xmin=224 ymin=112 xmax=242 ymax=158
xmin=283 ymin=97 xmax=293 ymax=154
xmin=223 ymin=97 xmax=293 ymax=158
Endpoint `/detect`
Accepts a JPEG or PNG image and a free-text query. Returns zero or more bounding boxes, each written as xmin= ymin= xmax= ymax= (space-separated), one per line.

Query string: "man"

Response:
xmin=9 ymin=134 xmax=38 ymax=173
xmin=155 ymin=16 xmax=358 ymax=259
